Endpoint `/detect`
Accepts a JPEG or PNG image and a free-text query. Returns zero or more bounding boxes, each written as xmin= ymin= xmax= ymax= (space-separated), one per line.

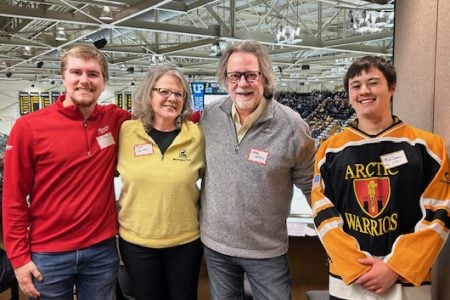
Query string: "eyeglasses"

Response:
xmin=225 ymin=71 xmax=261 ymax=83
xmin=152 ymin=88 xmax=186 ymax=100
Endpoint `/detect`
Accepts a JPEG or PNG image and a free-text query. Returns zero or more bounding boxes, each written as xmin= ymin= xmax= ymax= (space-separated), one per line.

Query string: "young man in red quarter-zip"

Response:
xmin=2 ymin=44 xmax=130 ymax=300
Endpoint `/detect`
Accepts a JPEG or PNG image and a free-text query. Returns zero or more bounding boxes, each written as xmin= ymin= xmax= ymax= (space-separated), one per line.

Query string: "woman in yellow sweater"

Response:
xmin=117 ymin=64 xmax=205 ymax=300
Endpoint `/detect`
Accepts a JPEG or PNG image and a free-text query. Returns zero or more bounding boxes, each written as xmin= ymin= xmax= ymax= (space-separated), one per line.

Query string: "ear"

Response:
xmin=389 ymin=84 xmax=396 ymax=93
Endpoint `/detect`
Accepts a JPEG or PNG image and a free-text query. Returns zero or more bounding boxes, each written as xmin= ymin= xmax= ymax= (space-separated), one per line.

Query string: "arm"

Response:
xmin=3 ymin=119 xmax=42 ymax=296
xmin=354 ymin=257 xmax=399 ymax=294
xmin=383 ymin=141 xmax=449 ymax=286
xmin=311 ymin=142 xmax=371 ymax=285
xmin=190 ymin=110 xmax=202 ymax=123
xmin=14 ymin=262 xmax=42 ymax=298
xmin=3 ymin=119 xmax=34 ymax=267
xmin=197 ymin=124 xmax=206 ymax=179
xmin=291 ymin=117 xmax=316 ymax=197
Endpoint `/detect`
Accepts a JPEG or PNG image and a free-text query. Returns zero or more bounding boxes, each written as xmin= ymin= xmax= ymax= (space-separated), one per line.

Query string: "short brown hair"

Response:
xmin=344 ymin=56 xmax=396 ymax=94
xmin=60 ymin=44 xmax=109 ymax=81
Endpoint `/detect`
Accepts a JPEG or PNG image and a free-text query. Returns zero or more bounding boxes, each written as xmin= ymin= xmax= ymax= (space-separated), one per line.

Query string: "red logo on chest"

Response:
xmin=353 ymin=177 xmax=391 ymax=218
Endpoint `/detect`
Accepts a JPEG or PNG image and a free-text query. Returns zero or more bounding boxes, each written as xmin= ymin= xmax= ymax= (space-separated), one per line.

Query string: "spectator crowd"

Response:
xmin=275 ymin=90 xmax=355 ymax=142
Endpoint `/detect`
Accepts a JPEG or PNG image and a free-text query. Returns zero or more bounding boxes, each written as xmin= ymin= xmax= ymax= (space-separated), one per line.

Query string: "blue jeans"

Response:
xmin=31 ymin=237 xmax=119 ymax=300
xmin=204 ymin=246 xmax=292 ymax=300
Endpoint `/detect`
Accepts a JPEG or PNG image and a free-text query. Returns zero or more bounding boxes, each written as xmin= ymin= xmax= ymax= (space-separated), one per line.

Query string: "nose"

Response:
xmin=359 ymin=83 xmax=370 ymax=94
xmin=167 ymin=92 xmax=177 ymax=100
xmin=79 ymin=72 xmax=89 ymax=83
xmin=237 ymin=74 xmax=250 ymax=86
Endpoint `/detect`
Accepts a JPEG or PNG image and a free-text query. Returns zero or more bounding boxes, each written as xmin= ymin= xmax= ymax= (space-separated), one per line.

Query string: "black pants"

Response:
xmin=0 ymin=248 xmax=15 ymax=292
xmin=119 ymin=237 xmax=203 ymax=300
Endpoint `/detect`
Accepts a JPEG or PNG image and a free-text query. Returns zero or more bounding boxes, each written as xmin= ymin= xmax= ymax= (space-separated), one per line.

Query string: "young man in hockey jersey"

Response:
xmin=311 ymin=56 xmax=449 ymax=300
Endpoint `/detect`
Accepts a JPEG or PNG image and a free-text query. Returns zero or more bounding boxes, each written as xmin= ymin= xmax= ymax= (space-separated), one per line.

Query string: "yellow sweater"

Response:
xmin=117 ymin=119 xmax=205 ymax=248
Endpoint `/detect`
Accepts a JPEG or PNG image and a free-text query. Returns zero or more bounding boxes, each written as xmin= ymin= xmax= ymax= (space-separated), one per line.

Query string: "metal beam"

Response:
xmin=116 ymin=20 xmax=221 ymax=38
xmin=112 ymin=0 xmax=173 ymax=24
xmin=0 ymin=4 xmax=100 ymax=26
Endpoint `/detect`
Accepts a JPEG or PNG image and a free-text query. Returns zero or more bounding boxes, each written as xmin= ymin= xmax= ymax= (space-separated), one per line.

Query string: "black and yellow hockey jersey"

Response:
xmin=312 ymin=118 xmax=449 ymax=299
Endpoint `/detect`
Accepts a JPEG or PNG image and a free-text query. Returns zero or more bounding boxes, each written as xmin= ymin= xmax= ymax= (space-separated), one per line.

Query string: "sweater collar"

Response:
xmin=132 ymin=119 xmax=194 ymax=145
xmin=56 ymin=94 xmax=102 ymax=120
xmin=349 ymin=115 xmax=402 ymax=137
xmin=221 ymin=96 xmax=274 ymax=125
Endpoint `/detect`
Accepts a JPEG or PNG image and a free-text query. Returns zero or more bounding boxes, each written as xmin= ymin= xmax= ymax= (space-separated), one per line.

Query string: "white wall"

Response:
xmin=394 ymin=1 xmax=450 ymax=298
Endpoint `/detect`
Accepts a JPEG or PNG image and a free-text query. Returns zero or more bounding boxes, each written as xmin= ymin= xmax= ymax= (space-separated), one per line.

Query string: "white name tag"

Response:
xmin=96 ymin=132 xmax=115 ymax=149
xmin=380 ymin=150 xmax=408 ymax=169
xmin=134 ymin=144 xmax=153 ymax=156
xmin=248 ymin=148 xmax=269 ymax=165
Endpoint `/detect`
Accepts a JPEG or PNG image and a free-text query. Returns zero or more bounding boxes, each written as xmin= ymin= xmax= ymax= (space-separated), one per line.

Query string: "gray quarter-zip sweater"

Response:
xmin=200 ymin=96 xmax=315 ymax=258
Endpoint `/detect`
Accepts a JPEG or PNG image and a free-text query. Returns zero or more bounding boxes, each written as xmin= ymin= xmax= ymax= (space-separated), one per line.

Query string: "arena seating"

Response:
xmin=275 ymin=91 xmax=355 ymax=142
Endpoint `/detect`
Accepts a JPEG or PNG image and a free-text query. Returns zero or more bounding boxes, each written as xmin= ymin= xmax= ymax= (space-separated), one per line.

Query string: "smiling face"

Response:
xmin=226 ymin=51 xmax=265 ymax=119
xmin=62 ymin=56 xmax=105 ymax=112
xmin=150 ymin=74 xmax=185 ymax=129
xmin=348 ymin=66 xmax=394 ymax=122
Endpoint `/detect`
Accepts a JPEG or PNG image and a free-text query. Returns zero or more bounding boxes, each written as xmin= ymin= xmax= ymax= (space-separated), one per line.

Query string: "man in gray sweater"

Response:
xmin=200 ymin=40 xmax=315 ymax=299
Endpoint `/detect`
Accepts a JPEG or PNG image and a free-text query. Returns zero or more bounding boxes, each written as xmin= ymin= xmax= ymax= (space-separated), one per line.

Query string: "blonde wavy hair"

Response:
xmin=133 ymin=64 xmax=192 ymax=131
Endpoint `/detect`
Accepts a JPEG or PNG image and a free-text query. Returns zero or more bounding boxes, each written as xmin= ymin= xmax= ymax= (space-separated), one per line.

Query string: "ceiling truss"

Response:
xmin=0 ymin=0 xmax=395 ymax=85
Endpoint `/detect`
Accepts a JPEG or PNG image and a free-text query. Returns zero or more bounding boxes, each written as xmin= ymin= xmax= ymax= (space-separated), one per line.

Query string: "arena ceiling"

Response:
xmin=0 ymin=0 xmax=395 ymax=87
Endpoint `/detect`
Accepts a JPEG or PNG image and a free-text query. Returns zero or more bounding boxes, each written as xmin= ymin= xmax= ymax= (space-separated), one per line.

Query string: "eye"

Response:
xmin=88 ymin=72 xmax=100 ymax=78
xmin=159 ymin=89 xmax=170 ymax=97
xmin=226 ymin=72 xmax=242 ymax=82
xmin=173 ymin=91 xmax=184 ymax=98
xmin=246 ymin=72 xmax=258 ymax=81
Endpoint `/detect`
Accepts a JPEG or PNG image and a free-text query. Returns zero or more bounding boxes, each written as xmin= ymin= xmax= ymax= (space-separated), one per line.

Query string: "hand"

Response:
xmin=355 ymin=257 xmax=399 ymax=294
xmin=14 ymin=261 xmax=43 ymax=298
